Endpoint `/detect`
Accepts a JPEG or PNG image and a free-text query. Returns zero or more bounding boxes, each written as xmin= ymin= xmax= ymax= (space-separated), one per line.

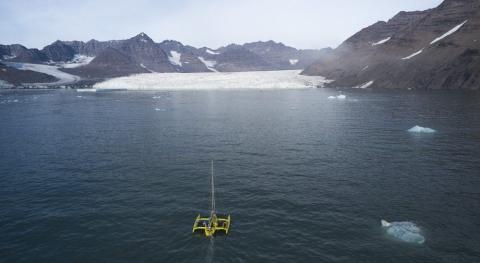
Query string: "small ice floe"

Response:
xmin=328 ymin=94 xmax=346 ymax=100
xmin=408 ymin=125 xmax=436 ymax=133
xmin=152 ymin=96 xmax=162 ymax=99
xmin=381 ymin=220 xmax=425 ymax=244
xmin=155 ymin=108 xmax=167 ymax=111
xmin=76 ymin=95 xmax=83 ymax=98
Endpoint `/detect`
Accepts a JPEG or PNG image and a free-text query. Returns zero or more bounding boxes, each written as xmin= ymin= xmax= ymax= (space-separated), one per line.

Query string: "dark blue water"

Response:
xmin=1 ymin=89 xmax=479 ymax=262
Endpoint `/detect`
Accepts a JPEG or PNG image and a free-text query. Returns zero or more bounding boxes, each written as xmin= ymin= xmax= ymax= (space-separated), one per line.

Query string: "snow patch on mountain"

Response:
xmin=402 ymin=49 xmax=423 ymax=60
xmin=289 ymin=59 xmax=299 ymax=65
xmin=206 ymin=49 xmax=220 ymax=55
xmin=140 ymin=63 xmax=154 ymax=73
xmin=2 ymin=55 xmax=16 ymax=60
xmin=198 ymin=57 xmax=218 ymax=72
xmin=168 ymin=51 xmax=182 ymax=66
xmin=430 ymin=20 xmax=468 ymax=45
xmin=354 ymin=80 xmax=374 ymax=89
xmin=372 ymin=37 xmax=391 ymax=46
xmin=94 ymin=70 xmax=329 ymax=90
xmin=57 ymin=55 xmax=95 ymax=68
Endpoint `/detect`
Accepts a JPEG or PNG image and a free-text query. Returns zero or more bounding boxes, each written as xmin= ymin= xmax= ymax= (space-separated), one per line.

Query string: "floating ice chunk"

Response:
xmin=408 ymin=125 xmax=436 ymax=133
xmin=328 ymin=94 xmax=347 ymax=100
xmin=381 ymin=220 xmax=425 ymax=244
xmin=372 ymin=37 xmax=391 ymax=46
xmin=430 ymin=20 xmax=468 ymax=45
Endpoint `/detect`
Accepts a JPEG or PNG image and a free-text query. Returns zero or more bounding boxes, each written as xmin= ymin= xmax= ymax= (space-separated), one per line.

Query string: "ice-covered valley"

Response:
xmin=93 ymin=70 xmax=331 ymax=90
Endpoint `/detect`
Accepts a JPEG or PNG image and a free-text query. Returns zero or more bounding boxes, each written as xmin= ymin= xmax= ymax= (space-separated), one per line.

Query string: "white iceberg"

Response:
xmin=327 ymin=94 xmax=347 ymax=100
xmin=381 ymin=220 xmax=425 ymax=244
xmin=408 ymin=125 xmax=436 ymax=133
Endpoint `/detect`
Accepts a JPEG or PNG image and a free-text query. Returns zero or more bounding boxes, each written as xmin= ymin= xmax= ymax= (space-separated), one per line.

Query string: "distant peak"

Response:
xmin=132 ymin=32 xmax=153 ymax=42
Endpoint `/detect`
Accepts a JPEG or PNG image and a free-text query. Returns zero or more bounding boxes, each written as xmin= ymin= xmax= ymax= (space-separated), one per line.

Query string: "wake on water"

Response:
xmin=205 ymin=237 xmax=215 ymax=263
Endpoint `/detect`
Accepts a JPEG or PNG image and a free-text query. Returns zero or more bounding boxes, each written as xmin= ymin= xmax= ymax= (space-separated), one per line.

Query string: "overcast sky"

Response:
xmin=0 ymin=0 xmax=443 ymax=49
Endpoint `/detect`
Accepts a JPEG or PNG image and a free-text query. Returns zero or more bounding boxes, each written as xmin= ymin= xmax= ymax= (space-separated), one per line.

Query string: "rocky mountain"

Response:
xmin=302 ymin=0 xmax=480 ymax=90
xmin=243 ymin=40 xmax=332 ymax=70
xmin=0 ymin=32 xmax=331 ymax=85
xmin=61 ymin=47 xmax=149 ymax=78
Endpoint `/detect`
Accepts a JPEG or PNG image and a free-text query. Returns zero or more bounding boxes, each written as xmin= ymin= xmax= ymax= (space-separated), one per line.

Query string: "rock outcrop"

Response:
xmin=303 ymin=0 xmax=480 ymax=90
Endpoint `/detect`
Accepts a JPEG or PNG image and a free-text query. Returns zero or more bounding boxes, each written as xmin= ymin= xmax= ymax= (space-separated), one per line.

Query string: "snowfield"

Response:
xmin=168 ymin=51 xmax=182 ymax=66
xmin=94 ymin=70 xmax=330 ymax=90
xmin=402 ymin=49 xmax=423 ymax=60
xmin=372 ymin=37 xmax=391 ymax=46
xmin=198 ymin=57 xmax=218 ymax=72
xmin=430 ymin=20 xmax=468 ymax=45
xmin=56 ymin=54 xmax=95 ymax=68
xmin=4 ymin=62 xmax=81 ymax=85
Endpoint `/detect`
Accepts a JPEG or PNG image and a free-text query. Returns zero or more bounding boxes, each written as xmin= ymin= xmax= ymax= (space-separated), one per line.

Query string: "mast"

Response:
xmin=211 ymin=160 xmax=216 ymax=214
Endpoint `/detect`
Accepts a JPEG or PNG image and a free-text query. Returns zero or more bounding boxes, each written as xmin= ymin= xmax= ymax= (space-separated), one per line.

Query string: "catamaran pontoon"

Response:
xmin=192 ymin=161 xmax=231 ymax=237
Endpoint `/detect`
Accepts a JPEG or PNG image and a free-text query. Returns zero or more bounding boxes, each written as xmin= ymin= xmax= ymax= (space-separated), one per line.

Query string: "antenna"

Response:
xmin=211 ymin=160 xmax=215 ymax=214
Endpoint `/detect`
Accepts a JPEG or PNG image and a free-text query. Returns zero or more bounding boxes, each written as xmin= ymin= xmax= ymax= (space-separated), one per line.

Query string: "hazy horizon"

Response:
xmin=1 ymin=0 xmax=442 ymax=50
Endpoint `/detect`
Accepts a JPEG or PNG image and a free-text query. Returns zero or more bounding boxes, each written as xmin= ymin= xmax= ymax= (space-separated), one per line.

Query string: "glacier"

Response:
xmin=381 ymin=220 xmax=425 ymax=244
xmin=93 ymin=70 xmax=330 ymax=90
xmin=408 ymin=125 xmax=436 ymax=133
xmin=4 ymin=62 xmax=81 ymax=85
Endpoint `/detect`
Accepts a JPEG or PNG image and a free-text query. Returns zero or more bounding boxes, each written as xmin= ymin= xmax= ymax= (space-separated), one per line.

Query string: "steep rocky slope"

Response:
xmin=303 ymin=0 xmax=480 ymax=90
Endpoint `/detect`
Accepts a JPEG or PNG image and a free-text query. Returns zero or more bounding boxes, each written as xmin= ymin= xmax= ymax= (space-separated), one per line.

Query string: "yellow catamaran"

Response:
xmin=192 ymin=161 xmax=231 ymax=237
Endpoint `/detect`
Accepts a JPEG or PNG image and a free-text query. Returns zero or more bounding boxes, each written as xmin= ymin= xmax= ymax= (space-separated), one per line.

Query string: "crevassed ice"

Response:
xmin=94 ymin=70 xmax=330 ymax=90
xmin=381 ymin=220 xmax=425 ymax=244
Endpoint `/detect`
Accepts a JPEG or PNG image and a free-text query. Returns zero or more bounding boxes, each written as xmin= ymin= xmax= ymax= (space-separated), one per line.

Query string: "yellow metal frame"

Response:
xmin=192 ymin=214 xmax=231 ymax=237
